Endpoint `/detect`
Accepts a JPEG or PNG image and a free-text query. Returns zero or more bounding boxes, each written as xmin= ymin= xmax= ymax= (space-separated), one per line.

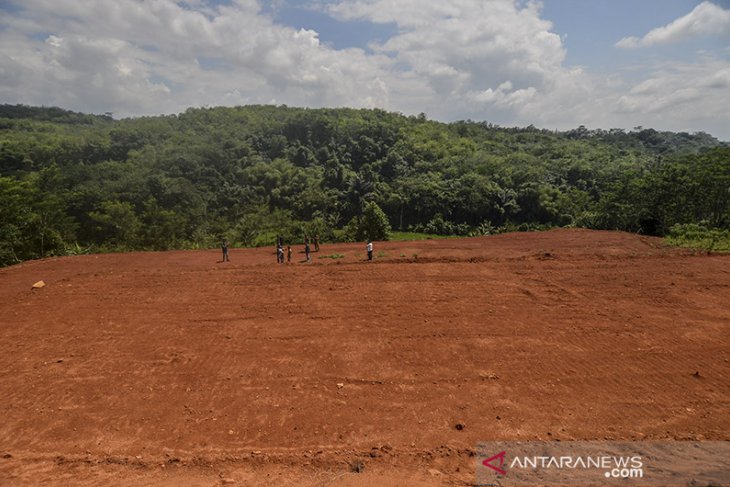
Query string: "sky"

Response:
xmin=0 ymin=0 xmax=729 ymax=139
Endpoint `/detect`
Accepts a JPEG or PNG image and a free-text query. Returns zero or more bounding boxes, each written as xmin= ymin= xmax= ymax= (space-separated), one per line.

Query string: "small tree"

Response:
xmin=355 ymin=201 xmax=391 ymax=241
xmin=88 ymin=200 xmax=141 ymax=249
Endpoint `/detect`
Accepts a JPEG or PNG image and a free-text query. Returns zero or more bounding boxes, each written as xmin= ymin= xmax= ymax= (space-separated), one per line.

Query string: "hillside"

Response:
xmin=1 ymin=104 xmax=728 ymax=267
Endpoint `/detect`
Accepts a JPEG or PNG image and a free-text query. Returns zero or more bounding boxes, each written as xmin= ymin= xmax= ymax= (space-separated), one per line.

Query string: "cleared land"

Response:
xmin=0 ymin=229 xmax=728 ymax=486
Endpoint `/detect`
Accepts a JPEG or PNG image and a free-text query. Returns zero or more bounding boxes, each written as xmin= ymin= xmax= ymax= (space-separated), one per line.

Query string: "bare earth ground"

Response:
xmin=0 ymin=229 xmax=728 ymax=486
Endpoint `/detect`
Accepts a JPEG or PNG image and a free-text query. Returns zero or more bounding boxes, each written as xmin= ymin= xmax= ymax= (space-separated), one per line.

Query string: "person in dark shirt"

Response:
xmin=221 ymin=239 xmax=230 ymax=262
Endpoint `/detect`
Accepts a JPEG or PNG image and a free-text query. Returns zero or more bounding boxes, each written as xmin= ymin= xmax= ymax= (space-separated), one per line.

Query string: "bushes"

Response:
xmin=469 ymin=220 xmax=496 ymax=237
xmin=412 ymin=214 xmax=470 ymax=236
xmin=666 ymin=222 xmax=730 ymax=252
xmin=344 ymin=201 xmax=392 ymax=241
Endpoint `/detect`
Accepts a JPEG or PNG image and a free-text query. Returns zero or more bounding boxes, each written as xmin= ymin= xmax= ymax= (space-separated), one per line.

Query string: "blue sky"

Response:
xmin=271 ymin=1 xmax=720 ymax=59
xmin=0 ymin=0 xmax=729 ymax=138
xmin=548 ymin=1 xmax=682 ymax=63
xmin=268 ymin=2 xmax=398 ymax=51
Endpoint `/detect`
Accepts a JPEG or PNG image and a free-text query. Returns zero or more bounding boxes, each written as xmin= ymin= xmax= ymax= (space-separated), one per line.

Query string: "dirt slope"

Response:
xmin=0 ymin=229 xmax=728 ymax=486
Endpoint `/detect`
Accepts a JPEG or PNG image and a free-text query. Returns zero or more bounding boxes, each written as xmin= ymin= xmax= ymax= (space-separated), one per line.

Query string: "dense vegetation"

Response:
xmin=1 ymin=104 xmax=728 ymax=266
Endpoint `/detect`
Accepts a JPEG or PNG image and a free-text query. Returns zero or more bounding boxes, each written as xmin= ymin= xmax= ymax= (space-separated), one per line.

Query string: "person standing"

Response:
xmin=305 ymin=240 xmax=311 ymax=262
xmin=366 ymin=240 xmax=373 ymax=261
xmin=287 ymin=245 xmax=292 ymax=263
xmin=221 ymin=239 xmax=230 ymax=262
xmin=277 ymin=244 xmax=285 ymax=264
xmin=314 ymin=234 xmax=320 ymax=252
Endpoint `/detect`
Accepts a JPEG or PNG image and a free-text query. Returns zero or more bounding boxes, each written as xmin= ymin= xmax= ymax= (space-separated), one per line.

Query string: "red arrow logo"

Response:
xmin=482 ymin=451 xmax=507 ymax=475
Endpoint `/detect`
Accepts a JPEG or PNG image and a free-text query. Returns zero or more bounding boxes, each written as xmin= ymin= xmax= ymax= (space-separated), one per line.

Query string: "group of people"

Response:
xmin=220 ymin=235 xmax=374 ymax=263
xmin=276 ymin=234 xmax=320 ymax=263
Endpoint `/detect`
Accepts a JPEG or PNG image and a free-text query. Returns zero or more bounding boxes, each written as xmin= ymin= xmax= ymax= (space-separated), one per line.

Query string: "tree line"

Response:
xmin=1 ymin=103 xmax=728 ymax=266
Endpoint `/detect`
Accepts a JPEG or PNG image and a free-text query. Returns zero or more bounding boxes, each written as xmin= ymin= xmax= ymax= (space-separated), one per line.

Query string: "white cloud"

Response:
xmin=616 ymin=1 xmax=730 ymax=49
xmin=616 ymin=60 xmax=730 ymax=122
xmin=0 ymin=0 xmax=394 ymax=115
xmin=318 ymin=0 xmax=590 ymax=133
xmin=326 ymin=0 xmax=565 ymax=103
xmin=0 ymin=0 xmax=728 ymax=139
xmin=0 ymin=0 xmax=568 ymax=120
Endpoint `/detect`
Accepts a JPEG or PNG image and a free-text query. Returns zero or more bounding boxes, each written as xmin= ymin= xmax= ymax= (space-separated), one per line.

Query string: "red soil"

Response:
xmin=0 ymin=229 xmax=728 ymax=486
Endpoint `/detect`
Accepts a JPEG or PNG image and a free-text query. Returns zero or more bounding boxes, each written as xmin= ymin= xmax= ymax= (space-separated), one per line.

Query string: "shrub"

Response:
xmin=347 ymin=201 xmax=391 ymax=241
xmin=666 ymin=222 xmax=730 ymax=251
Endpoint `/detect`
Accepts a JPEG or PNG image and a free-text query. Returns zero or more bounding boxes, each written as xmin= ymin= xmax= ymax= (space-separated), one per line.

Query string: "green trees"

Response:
xmin=0 ymin=176 xmax=34 ymax=265
xmin=0 ymin=103 xmax=726 ymax=266
xmin=350 ymin=201 xmax=391 ymax=241
xmin=0 ymin=169 xmax=74 ymax=265
xmin=88 ymin=201 xmax=141 ymax=249
xmin=687 ymin=148 xmax=729 ymax=228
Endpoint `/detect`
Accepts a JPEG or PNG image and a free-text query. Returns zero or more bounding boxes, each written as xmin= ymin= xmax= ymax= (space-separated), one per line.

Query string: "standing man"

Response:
xmin=305 ymin=239 xmax=311 ymax=262
xmin=221 ymin=238 xmax=230 ymax=262
xmin=366 ymin=240 xmax=373 ymax=261
xmin=287 ymin=245 xmax=292 ymax=263
xmin=276 ymin=235 xmax=284 ymax=263
xmin=314 ymin=234 xmax=320 ymax=252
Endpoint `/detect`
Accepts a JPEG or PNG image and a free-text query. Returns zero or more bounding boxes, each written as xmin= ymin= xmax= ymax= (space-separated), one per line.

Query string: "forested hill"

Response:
xmin=1 ymin=103 xmax=728 ymax=266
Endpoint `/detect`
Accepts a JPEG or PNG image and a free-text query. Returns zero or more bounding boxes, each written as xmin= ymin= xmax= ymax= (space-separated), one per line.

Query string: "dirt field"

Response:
xmin=0 ymin=229 xmax=728 ymax=486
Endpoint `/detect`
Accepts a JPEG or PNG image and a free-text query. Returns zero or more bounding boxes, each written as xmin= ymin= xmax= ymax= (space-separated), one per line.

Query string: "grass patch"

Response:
xmin=318 ymin=253 xmax=345 ymax=259
xmin=389 ymin=231 xmax=451 ymax=241
xmin=665 ymin=223 xmax=730 ymax=252
xmin=252 ymin=231 xmax=278 ymax=248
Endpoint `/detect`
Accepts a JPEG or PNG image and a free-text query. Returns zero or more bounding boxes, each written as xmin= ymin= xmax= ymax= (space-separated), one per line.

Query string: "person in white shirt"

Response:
xmin=366 ymin=240 xmax=373 ymax=261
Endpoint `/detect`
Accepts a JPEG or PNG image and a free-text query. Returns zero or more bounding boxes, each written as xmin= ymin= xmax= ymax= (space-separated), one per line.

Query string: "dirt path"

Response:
xmin=1 ymin=229 xmax=728 ymax=485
